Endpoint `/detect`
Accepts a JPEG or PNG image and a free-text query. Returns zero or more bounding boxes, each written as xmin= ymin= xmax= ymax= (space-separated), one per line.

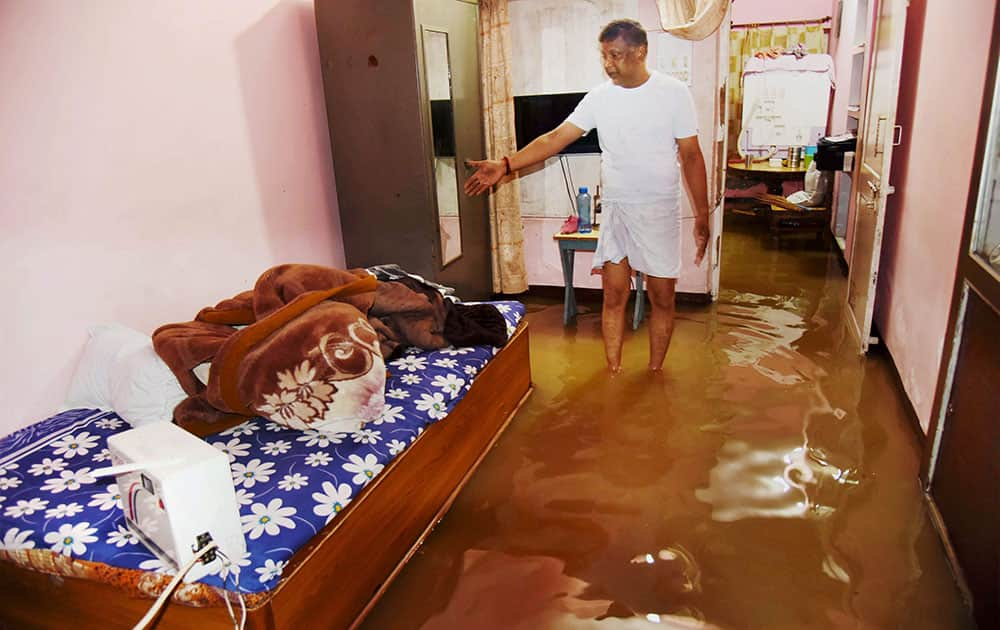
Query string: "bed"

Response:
xmin=0 ymin=301 xmax=531 ymax=629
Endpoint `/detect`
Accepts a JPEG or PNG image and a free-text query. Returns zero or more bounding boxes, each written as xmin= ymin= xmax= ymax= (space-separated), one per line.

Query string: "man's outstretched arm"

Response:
xmin=677 ymin=135 xmax=710 ymax=266
xmin=464 ymin=122 xmax=585 ymax=196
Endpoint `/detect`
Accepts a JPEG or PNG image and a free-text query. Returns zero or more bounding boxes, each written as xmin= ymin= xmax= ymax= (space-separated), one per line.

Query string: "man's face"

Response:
xmin=600 ymin=37 xmax=646 ymax=86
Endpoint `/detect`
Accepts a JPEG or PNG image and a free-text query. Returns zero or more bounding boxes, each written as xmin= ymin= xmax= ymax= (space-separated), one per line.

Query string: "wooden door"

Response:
xmin=928 ymin=291 xmax=999 ymax=625
xmin=415 ymin=0 xmax=492 ymax=298
xmin=924 ymin=12 xmax=1000 ymax=624
xmin=845 ymin=0 xmax=908 ymax=352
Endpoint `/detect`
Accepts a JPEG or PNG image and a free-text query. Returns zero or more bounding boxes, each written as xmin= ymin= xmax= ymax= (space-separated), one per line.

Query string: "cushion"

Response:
xmin=64 ymin=323 xmax=186 ymax=427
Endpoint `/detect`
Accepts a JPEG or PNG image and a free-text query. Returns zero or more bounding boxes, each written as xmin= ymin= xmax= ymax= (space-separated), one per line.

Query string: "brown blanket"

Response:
xmin=154 ymin=264 xmax=453 ymax=431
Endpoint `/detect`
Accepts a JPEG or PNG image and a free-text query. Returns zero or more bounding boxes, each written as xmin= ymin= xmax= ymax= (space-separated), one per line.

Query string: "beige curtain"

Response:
xmin=655 ymin=0 xmax=729 ymax=41
xmin=727 ymin=24 xmax=828 ymax=161
xmin=479 ymin=0 xmax=527 ymax=294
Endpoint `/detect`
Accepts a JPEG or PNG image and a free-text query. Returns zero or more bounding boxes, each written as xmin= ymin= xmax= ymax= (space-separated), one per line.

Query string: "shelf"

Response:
xmin=851 ymin=43 xmax=866 ymax=56
xmin=847 ymin=107 xmax=860 ymax=120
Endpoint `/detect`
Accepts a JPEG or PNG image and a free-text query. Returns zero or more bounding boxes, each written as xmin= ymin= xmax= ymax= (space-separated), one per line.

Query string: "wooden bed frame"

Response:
xmin=0 ymin=323 xmax=531 ymax=629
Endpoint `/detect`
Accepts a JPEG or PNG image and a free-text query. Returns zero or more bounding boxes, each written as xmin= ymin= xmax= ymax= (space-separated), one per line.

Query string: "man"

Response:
xmin=464 ymin=19 xmax=710 ymax=374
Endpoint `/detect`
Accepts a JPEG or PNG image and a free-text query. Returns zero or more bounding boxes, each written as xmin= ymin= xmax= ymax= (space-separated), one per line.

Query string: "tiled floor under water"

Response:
xmin=363 ymin=216 xmax=975 ymax=629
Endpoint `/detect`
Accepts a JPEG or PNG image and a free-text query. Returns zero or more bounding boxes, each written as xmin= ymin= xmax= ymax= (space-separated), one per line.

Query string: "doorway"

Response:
xmin=724 ymin=16 xmax=837 ymax=266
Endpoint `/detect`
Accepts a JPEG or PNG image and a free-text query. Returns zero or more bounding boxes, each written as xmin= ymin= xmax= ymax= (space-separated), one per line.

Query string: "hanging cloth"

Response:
xmin=726 ymin=23 xmax=829 ymax=160
xmin=654 ymin=0 xmax=729 ymax=41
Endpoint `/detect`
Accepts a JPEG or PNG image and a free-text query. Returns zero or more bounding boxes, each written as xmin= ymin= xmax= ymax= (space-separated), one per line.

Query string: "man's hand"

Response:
xmin=463 ymin=159 xmax=505 ymax=196
xmin=693 ymin=216 xmax=710 ymax=266
xmin=677 ymin=136 xmax=711 ymax=266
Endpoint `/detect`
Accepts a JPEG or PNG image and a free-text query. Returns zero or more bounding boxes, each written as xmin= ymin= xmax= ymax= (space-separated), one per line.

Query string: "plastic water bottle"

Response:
xmin=576 ymin=187 xmax=592 ymax=233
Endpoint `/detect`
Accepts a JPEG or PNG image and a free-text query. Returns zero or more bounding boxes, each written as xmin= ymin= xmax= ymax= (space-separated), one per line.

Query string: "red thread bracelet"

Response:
xmin=502 ymin=156 xmax=511 ymax=176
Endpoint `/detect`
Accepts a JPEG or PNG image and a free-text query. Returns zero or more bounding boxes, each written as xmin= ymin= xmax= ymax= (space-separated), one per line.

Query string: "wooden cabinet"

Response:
xmin=315 ymin=0 xmax=493 ymax=298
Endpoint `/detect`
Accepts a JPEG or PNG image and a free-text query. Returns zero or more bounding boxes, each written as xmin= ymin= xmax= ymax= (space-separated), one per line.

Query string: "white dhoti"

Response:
xmin=592 ymin=199 xmax=682 ymax=278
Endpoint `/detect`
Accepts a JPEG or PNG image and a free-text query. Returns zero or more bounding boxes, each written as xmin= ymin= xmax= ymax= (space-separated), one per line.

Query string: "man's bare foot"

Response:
xmin=608 ymin=365 xmax=623 ymax=377
xmin=648 ymin=366 xmax=663 ymax=373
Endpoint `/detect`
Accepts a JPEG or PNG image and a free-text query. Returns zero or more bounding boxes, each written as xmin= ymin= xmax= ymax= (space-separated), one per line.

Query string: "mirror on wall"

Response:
xmin=422 ymin=27 xmax=463 ymax=267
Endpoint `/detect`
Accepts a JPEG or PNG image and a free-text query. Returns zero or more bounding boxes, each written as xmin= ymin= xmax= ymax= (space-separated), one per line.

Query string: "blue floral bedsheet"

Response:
xmin=0 ymin=301 xmax=523 ymax=594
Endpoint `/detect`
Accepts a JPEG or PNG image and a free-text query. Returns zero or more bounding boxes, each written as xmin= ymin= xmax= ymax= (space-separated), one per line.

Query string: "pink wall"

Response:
xmin=0 ymin=1 xmax=344 ymax=434
xmin=731 ymin=0 xmax=835 ymax=25
xmin=876 ymin=0 xmax=997 ymax=431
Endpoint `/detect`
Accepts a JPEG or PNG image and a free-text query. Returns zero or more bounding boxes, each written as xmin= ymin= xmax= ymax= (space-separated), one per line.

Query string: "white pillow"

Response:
xmin=109 ymin=343 xmax=187 ymax=427
xmin=64 ymin=324 xmax=148 ymax=410
xmin=63 ymin=324 xmax=186 ymax=427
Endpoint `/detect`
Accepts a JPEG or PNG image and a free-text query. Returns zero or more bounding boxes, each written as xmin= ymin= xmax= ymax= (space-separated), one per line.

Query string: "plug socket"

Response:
xmin=194 ymin=532 xmax=217 ymax=564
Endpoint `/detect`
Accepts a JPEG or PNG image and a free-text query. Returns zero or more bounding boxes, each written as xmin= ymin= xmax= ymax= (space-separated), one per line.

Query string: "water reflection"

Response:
xmin=362 ymin=218 xmax=973 ymax=629
xmin=420 ymin=549 xmax=720 ymax=629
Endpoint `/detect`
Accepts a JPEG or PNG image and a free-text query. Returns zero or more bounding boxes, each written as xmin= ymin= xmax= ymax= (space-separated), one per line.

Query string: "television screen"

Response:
xmin=514 ymin=93 xmax=601 ymax=154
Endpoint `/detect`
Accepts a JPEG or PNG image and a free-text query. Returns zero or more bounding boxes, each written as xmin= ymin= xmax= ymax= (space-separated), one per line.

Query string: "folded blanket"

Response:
xmin=379 ymin=275 xmax=508 ymax=351
xmin=154 ymin=264 xmax=507 ymax=433
xmin=155 ymin=266 xmax=385 ymax=433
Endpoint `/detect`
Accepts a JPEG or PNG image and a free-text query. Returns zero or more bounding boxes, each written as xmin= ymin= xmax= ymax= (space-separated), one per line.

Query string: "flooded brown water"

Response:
xmin=362 ymin=216 xmax=974 ymax=629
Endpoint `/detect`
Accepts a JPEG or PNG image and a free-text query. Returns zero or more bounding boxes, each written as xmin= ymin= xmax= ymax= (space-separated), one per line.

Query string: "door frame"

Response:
xmin=922 ymin=0 xmax=1000 ymax=485
xmin=919 ymin=0 xmax=1000 ymax=615
xmin=845 ymin=0 xmax=908 ymax=353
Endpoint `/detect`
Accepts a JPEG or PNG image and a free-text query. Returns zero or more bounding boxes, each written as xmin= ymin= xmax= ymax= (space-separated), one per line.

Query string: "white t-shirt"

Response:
xmin=565 ymin=71 xmax=698 ymax=203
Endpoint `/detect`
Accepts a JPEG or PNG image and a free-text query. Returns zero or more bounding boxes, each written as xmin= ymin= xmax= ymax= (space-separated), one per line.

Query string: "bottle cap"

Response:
xmin=579 ymin=187 xmax=588 ymax=193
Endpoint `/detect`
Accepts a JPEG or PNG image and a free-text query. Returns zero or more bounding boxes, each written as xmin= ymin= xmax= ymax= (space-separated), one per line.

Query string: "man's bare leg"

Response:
xmin=601 ymin=258 xmax=632 ymax=374
xmin=645 ymin=275 xmax=677 ymax=371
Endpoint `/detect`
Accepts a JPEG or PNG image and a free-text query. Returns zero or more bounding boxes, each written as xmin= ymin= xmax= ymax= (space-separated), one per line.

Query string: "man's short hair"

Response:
xmin=599 ymin=19 xmax=647 ymax=48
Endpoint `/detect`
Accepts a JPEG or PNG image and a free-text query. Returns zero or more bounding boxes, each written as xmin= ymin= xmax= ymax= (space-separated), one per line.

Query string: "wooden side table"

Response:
xmin=727 ymin=160 xmax=808 ymax=195
xmin=553 ymin=227 xmax=645 ymax=330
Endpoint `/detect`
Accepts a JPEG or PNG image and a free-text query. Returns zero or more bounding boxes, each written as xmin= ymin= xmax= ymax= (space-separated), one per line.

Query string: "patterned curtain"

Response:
xmin=479 ymin=0 xmax=527 ymax=294
xmin=727 ymin=24 xmax=828 ymax=160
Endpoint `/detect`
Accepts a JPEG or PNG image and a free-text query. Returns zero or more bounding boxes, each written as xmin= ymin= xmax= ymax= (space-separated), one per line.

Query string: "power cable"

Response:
xmin=133 ymin=543 xmax=220 ymax=630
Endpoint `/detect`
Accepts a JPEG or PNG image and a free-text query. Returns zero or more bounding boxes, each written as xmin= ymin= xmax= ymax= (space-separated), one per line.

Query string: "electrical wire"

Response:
xmin=212 ymin=549 xmax=236 ymax=625
xmin=133 ymin=542 xmax=219 ymax=630
xmin=219 ymin=554 xmax=238 ymax=628
xmin=558 ymin=155 xmax=577 ymax=215
xmin=215 ymin=548 xmax=247 ymax=630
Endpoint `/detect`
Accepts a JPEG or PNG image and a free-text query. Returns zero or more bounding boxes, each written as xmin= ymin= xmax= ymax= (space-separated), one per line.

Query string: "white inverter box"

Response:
xmin=95 ymin=422 xmax=246 ymax=582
